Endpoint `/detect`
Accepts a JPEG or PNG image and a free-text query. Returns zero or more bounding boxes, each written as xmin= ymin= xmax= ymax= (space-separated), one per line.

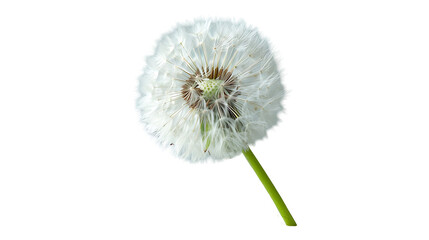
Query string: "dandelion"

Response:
xmin=137 ymin=19 xmax=296 ymax=226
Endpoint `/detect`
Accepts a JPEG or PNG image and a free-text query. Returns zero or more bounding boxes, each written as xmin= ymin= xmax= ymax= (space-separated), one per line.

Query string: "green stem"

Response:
xmin=242 ymin=147 xmax=297 ymax=226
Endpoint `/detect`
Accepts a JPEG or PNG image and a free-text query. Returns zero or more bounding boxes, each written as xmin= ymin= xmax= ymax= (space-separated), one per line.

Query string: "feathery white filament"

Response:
xmin=137 ymin=19 xmax=285 ymax=161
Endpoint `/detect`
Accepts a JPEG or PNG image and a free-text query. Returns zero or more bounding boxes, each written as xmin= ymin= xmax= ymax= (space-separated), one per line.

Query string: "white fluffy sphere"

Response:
xmin=137 ymin=19 xmax=285 ymax=161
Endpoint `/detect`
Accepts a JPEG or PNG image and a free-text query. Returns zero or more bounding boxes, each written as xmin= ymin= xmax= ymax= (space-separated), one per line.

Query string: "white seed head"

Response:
xmin=137 ymin=19 xmax=285 ymax=162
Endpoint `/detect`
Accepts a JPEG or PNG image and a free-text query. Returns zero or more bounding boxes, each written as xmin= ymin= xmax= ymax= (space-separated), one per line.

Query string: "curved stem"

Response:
xmin=242 ymin=147 xmax=297 ymax=226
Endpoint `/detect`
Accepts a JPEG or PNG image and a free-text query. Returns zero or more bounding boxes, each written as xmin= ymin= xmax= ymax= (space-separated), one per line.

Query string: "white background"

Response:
xmin=1 ymin=0 xmax=428 ymax=239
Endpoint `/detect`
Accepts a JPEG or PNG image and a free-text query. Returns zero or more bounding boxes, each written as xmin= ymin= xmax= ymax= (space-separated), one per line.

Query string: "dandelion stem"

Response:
xmin=242 ymin=147 xmax=297 ymax=226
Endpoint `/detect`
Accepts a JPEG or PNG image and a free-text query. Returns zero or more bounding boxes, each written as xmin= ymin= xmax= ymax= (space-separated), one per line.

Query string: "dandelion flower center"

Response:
xmin=197 ymin=78 xmax=223 ymax=100
xmin=180 ymin=66 xmax=239 ymax=120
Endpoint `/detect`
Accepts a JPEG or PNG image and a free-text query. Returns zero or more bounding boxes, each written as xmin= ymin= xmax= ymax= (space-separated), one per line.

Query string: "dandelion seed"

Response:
xmin=137 ymin=19 xmax=296 ymax=226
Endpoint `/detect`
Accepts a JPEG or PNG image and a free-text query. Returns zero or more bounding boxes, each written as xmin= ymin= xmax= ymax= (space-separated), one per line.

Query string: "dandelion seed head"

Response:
xmin=137 ymin=19 xmax=285 ymax=161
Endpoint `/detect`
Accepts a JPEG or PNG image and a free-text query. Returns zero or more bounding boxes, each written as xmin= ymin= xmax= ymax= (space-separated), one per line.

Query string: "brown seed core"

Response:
xmin=181 ymin=67 xmax=240 ymax=119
